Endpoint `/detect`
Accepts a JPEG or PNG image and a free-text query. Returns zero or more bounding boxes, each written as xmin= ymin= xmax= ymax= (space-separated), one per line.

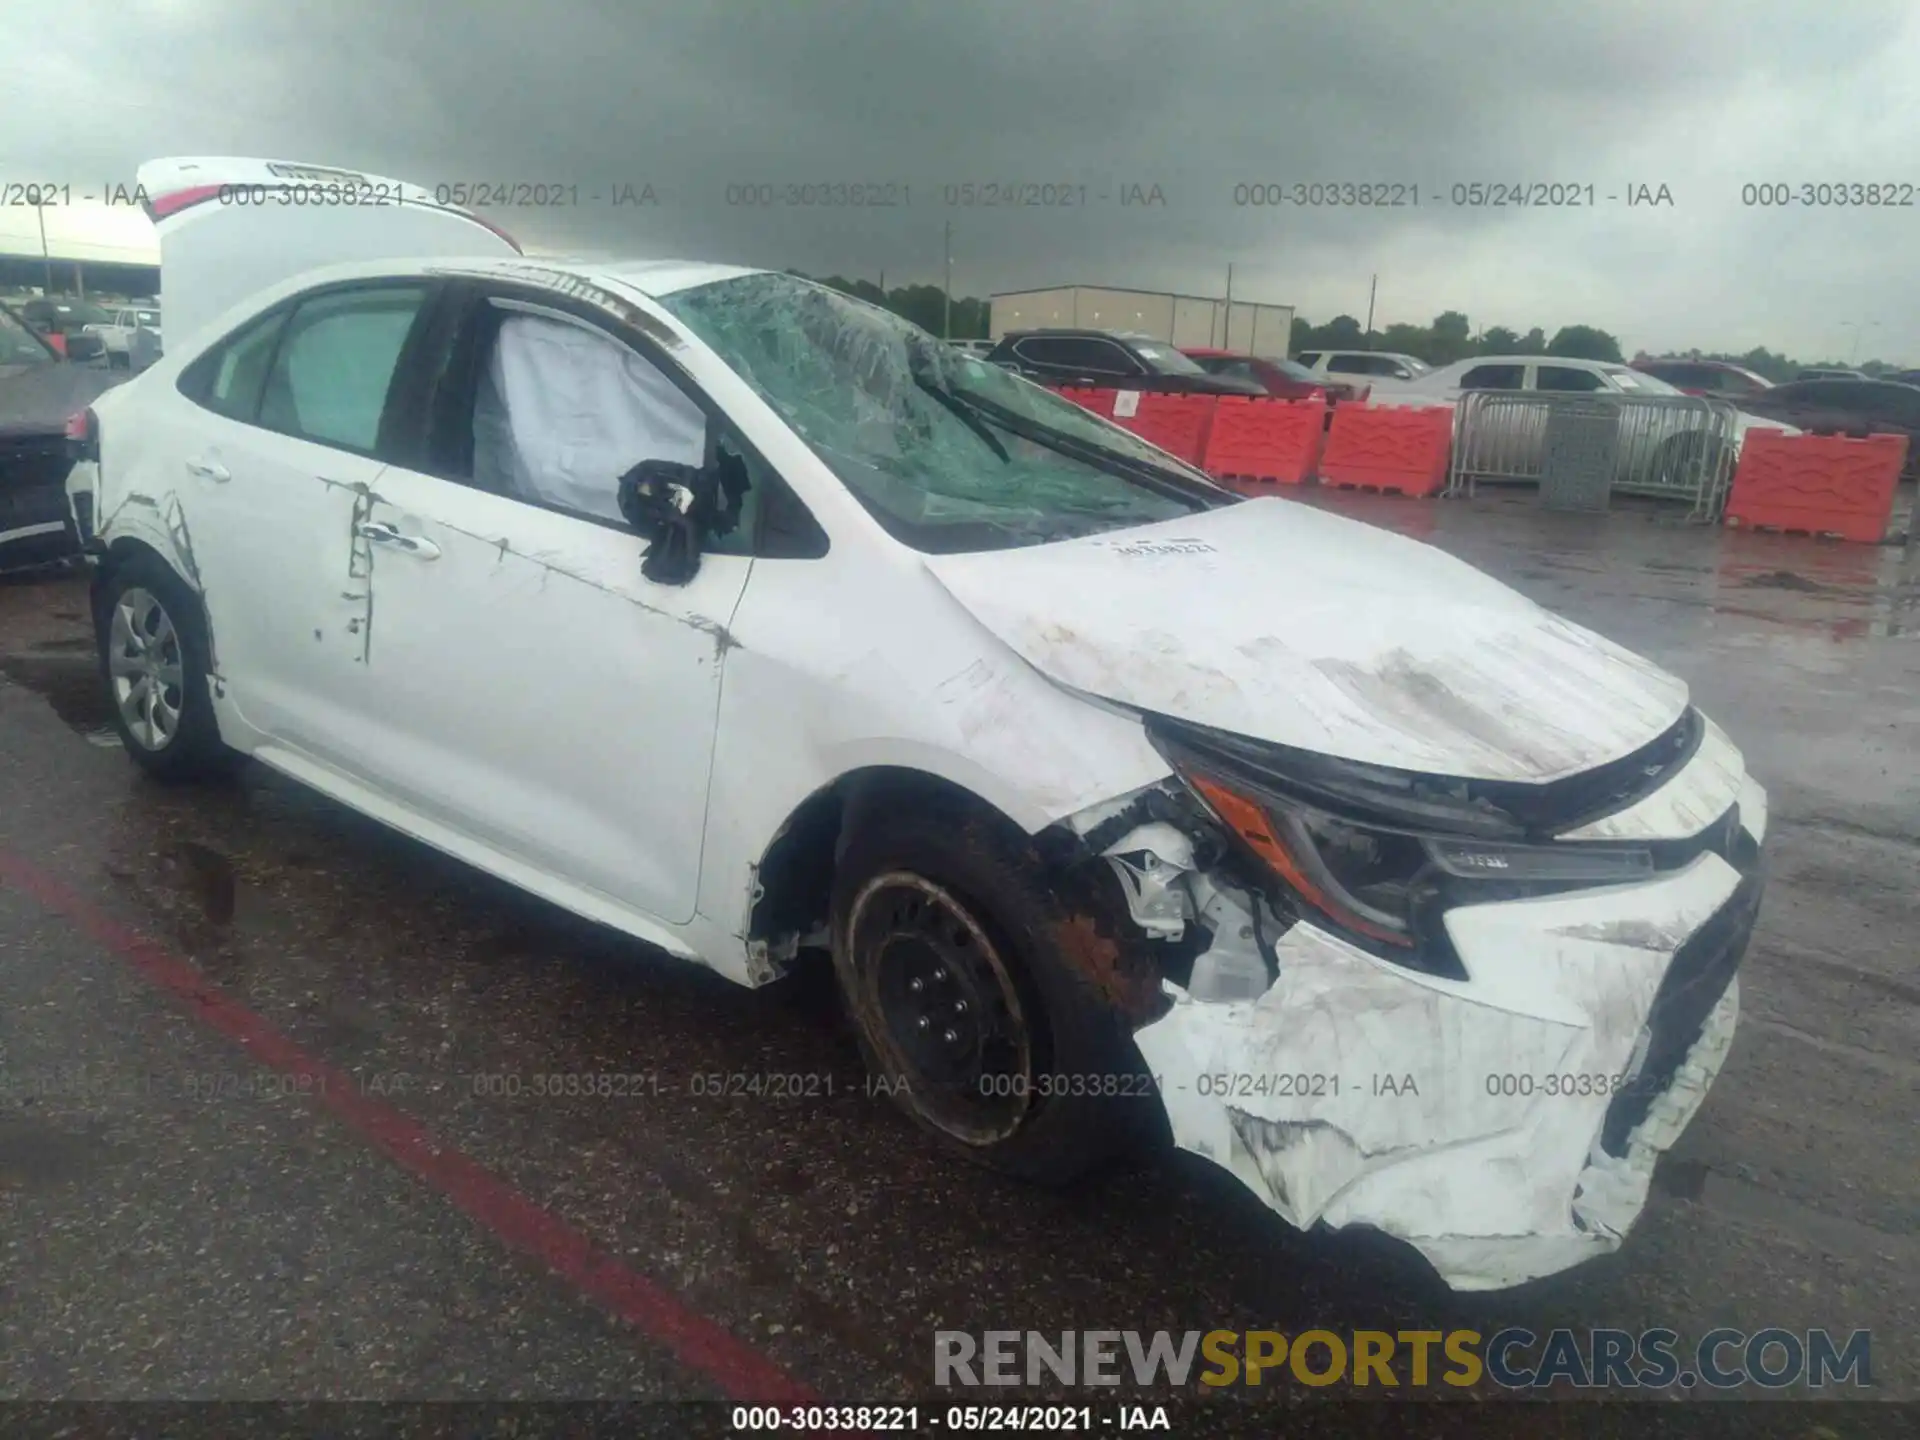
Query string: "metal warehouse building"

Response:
xmin=988 ymin=285 xmax=1296 ymax=356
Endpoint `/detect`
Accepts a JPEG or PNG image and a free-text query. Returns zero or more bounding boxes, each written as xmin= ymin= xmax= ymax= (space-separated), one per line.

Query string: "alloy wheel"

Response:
xmin=107 ymin=586 xmax=185 ymax=750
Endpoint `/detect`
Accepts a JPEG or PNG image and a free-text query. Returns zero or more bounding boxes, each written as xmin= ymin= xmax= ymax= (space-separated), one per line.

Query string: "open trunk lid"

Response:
xmin=137 ymin=156 xmax=523 ymax=351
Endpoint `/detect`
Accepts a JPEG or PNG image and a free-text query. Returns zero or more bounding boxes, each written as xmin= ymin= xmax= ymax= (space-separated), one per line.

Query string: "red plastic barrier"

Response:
xmin=1107 ymin=391 xmax=1218 ymax=466
xmin=1317 ymin=404 xmax=1452 ymax=497
xmin=1723 ymin=430 xmax=1905 ymax=543
xmin=1050 ymin=385 xmax=1118 ymax=419
xmin=1200 ymin=397 xmax=1326 ymax=490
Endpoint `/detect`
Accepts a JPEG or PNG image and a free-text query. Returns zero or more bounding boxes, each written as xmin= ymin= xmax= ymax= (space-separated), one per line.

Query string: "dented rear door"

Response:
xmin=164 ymin=283 xmax=444 ymax=756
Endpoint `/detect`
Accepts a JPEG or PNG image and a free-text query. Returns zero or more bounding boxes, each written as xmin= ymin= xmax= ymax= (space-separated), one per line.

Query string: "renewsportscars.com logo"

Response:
xmin=934 ymin=1328 xmax=1874 ymax=1390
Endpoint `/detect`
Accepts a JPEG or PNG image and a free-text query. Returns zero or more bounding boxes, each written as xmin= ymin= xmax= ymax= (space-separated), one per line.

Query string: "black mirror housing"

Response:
xmin=617 ymin=459 xmax=711 ymax=585
xmin=615 ymin=448 xmax=751 ymax=585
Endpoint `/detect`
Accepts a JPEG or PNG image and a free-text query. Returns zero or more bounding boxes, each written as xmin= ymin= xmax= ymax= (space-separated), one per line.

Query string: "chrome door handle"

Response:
xmin=184 ymin=457 xmax=230 ymax=482
xmin=355 ymin=521 xmax=440 ymax=559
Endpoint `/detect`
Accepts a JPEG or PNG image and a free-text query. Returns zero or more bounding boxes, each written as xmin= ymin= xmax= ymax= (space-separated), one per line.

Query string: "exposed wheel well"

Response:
xmin=746 ymin=767 xmax=1033 ymax=976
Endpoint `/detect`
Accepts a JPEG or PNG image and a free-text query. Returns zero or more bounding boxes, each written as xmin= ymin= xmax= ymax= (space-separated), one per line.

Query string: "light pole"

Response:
xmin=942 ymin=220 xmax=952 ymax=340
xmin=36 ymin=197 xmax=53 ymax=294
xmin=1840 ymin=320 xmax=1881 ymax=365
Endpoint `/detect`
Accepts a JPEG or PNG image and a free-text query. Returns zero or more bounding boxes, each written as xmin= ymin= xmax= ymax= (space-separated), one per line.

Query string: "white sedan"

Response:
xmin=65 ymin=157 xmax=1769 ymax=1292
xmin=1369 ymin=355 xmax=1796 ymax=490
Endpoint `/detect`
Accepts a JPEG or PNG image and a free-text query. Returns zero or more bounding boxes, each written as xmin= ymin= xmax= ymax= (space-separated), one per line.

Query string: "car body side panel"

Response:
xmin=346 ymin=465 xmax=752 ymax=928
xmin=693 ymin=548 xmax=1176 ymax=977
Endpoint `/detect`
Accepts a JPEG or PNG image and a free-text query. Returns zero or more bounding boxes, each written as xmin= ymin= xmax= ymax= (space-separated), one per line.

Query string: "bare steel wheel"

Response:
xmin=847 ymin=872 xmax=1035 ymax=1145
xmin=107 ymin=586 xmax=185 ymax=751
xmin=830 ymin=802 xmax=1160 ymax=1185
xmin=94 ymin=551 xmax=239 ymax=781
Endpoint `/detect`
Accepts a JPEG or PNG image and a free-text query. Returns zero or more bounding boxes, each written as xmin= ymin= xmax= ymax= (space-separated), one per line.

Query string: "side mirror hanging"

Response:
xmin=615 ymin=449 xmax=749 ymax=586
xmin=618 ymin=459 xmax=710 ymax=585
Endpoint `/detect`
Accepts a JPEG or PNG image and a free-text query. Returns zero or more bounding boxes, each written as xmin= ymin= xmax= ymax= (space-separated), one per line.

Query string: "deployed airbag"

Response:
xmin=474 ymin=311 xmax=706 ymax=523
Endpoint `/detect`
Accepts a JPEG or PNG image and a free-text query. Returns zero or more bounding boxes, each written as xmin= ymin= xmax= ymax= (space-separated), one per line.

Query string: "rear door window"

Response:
xmin=1536 ymin=365 xmax=1608 ymax=392
xmin=1459 ymin=363 xmax=1525 ymax=390
xmin=258 ymin=286 xmax=433 ymax=452
xmin=190 ymin=308 xmax=292 ymax=423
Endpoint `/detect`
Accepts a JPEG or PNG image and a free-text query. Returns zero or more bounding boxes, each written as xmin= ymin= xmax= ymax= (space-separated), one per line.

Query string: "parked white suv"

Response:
xmin=64 ymin=157 xmax=1769 ymax=1292
xmin=83 ymin=305 xmax=163 ymax=368
xmin=1293 ymin=349 xmax=1431 ymax=386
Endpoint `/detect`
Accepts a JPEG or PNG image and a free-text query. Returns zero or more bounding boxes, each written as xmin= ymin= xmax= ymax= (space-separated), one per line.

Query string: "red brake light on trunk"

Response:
xmin=146 ymin=183 xmax=225 ymax=222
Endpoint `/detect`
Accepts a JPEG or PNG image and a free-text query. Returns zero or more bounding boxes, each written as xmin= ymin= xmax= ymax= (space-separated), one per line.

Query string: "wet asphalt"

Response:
xmin=0 ymin=488 xmax=1915 ymax=1428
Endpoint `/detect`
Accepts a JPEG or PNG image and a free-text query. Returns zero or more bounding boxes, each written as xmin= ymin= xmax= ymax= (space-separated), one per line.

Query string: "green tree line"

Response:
xmin=1291 ymin=311 xmax=1899 ymax=379
xmin=791 ymin=271 xmax=991 ymax=338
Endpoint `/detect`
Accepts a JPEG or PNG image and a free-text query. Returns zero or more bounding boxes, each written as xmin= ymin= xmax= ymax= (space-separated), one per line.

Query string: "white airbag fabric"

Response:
xmin=474 ymin=312 xmax=705 ymax=522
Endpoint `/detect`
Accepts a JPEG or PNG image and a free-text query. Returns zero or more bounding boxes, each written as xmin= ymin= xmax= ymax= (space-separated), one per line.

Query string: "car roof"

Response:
xmin=203 ymin=254 xmax=770 ymax=302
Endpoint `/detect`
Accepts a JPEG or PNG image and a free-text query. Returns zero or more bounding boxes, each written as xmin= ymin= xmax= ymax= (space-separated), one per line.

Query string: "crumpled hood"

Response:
xmin=0 ymin=364 xmax=128 ymax=439
xmin=922 ymin=498 xmax=1689 ymax=783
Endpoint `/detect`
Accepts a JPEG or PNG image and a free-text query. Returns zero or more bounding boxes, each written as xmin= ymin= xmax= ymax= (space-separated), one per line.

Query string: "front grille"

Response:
xmin=1477 ymin=706 xmax=1704 ymax=836
xmin=1599 ymin=862 xmax=1764 ymax=1156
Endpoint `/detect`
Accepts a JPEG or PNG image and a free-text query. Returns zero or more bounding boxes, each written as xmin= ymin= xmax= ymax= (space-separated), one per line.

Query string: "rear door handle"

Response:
xmin=356 ymin=520 xmax=440 ymax=560
xmin=185 ymin=456 xmax=230 ymax=482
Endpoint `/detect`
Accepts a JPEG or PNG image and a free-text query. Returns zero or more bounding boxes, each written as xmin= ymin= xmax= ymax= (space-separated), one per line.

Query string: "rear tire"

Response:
xmin=94 ymin=552 xmax=240 ymax=781
xmin=830 ymin=803 xmax=1154 ymax=1185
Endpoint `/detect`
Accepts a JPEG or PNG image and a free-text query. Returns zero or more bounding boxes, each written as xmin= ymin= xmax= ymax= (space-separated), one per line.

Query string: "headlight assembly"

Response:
xmin=1167 ymin=740 xmax=1659 ymax=968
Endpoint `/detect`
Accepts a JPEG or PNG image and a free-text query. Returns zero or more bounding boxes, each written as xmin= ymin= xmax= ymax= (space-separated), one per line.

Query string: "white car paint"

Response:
xmin=923 ymin=501 xmax=1689 ymax=785
xmin=84 ymin=306 xmax=161 ymax=358
xmin=1295 ymin=350 xmax=1430 ymax=386
xmin=66 ymin=156 xmax=1769 ymax=1292
xmin=1367 ymin=354 xmax=1800 ymax=441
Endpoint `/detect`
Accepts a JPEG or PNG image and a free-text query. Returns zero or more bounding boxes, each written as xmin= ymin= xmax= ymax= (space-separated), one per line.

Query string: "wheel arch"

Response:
xmin=744 ymin=765 xmax=1028 ymax=972
xmin=93 ymin=535 xmax=219 ymax=673
xmin=743 ymin=764 xmax=1169 ymax=1026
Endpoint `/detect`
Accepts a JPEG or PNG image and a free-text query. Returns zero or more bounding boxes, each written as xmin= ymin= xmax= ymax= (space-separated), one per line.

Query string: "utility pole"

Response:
xmin=1364 ymin=273 xmax=1377 ymax=349
xmin=1223 ymin=262 xmax=1234 ymax=348
xmin=942 ymin=220 xmax=952 ymax=339
xmin=37 ymin=199 xmax=53 ymax=294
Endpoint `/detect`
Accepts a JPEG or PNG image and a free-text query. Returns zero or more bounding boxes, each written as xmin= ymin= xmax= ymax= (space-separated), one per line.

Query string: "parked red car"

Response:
xmin=1181 ymin=348 xmax=1366 ymax=403
xmin=1628 ymin=358 xmax=1773 ymax=399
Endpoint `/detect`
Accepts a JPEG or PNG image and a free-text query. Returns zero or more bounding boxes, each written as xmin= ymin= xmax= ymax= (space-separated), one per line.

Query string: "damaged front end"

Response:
xmin=1060 ymin=710 xmax=1765 ymax=1291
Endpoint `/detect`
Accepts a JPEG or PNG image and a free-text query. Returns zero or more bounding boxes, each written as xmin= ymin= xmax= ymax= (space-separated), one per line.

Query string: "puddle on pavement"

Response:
xmin=0 ymin=654 xmax=121 ymax=745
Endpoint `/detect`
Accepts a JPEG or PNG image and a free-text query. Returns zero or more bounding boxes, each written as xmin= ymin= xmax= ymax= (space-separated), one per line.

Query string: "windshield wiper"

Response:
xmin=910 ymin=360 xmax=1011 ymax=464
xmin=940 ymin=384 xmax=1231 ymax=508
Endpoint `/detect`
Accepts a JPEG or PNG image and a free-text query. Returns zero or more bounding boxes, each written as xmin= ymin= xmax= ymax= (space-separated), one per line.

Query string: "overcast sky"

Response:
xmin=4 ymin=0 xmax=1916 ymax=362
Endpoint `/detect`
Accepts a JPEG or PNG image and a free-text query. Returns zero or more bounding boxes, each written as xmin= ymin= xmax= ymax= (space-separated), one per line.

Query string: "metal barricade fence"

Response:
xmin=1446 ymin=391 xmax=1742 ymax=521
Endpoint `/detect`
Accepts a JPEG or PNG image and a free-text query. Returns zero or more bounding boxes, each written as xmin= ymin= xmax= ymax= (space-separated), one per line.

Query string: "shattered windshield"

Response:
xmin=657 ymin=272 xmax=1230 ymax=553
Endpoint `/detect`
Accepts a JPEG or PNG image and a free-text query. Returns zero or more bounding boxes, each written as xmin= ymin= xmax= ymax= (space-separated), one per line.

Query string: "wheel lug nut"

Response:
xmin=916 ymin=1016 xmax=931 ymax=1031
xmin=953 ymin=1000 xmax=967 ymax=1014
xmin=909 ymin=978 xmax=923 ymax=994
xmin=943 ymin=1028 xmax=959 ymax=1044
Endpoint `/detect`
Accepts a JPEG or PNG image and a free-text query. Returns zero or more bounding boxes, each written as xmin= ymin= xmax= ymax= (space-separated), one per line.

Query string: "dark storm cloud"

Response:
xmin=5 ymin=0 xmax=1917 ymax=357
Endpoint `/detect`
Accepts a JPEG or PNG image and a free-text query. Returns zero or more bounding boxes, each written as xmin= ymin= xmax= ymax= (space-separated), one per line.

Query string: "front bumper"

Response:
xmin=1134 ymin=787 xmax=1764 ymax=1292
